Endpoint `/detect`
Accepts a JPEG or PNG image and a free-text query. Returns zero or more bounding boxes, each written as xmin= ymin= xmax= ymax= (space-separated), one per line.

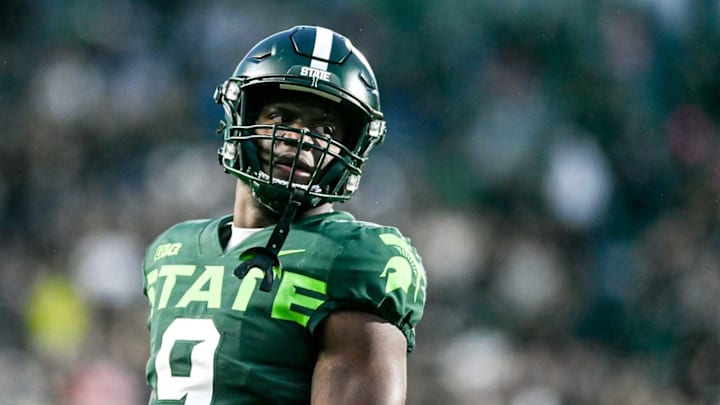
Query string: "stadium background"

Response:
xmin=2 ymin=0 xmax=720 ymax=404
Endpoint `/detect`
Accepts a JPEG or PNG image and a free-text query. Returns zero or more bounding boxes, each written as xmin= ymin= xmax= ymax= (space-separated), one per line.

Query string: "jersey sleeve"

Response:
xmin=306 ymin=226 xmax=427 ymax=352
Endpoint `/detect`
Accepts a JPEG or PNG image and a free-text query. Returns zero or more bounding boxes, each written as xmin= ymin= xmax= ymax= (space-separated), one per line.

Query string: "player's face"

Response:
xmin=254 ymin=95 xmax=347 ymax=185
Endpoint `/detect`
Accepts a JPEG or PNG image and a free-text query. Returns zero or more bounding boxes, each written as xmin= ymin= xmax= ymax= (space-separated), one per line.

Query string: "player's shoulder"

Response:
xmin=332 ymin=211 xmax=419 ymax=259
xmin=151 ymin=217 xmax=216 ymax=244
xmin=302 ymin=211 xmax=423 ymax=278
xmin=303 ymin=212 xmax=427 ymax=351
xmin=308 ymin=211 xmax=408 ymax=245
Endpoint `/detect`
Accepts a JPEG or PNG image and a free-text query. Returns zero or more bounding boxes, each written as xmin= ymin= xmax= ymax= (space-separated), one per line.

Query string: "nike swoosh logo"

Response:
xmin=279 ymin=249 xmax=306 ymax=257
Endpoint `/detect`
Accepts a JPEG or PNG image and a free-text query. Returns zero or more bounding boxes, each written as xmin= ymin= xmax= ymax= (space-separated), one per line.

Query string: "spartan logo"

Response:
xmin=379 ymin=234 xmax=425 ymax=301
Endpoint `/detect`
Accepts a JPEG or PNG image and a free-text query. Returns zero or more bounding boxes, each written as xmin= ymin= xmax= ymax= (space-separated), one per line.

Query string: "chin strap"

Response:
xmin=233 ymin=189 xmax=305 ymax=292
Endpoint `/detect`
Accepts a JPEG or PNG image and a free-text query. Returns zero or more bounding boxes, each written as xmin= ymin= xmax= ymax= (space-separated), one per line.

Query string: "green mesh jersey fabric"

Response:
xmin=142 ymin=211 xmax=426 ymax=405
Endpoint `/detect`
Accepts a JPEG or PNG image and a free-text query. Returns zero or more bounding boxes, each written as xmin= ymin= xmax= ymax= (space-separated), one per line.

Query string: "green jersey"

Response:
xmin=142 ymin=211 xmax=426 ymax=405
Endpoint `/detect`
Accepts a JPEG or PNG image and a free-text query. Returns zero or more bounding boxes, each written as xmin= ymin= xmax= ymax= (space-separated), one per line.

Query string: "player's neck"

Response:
xmin=232 ymin=181 xmax=334 ymax=228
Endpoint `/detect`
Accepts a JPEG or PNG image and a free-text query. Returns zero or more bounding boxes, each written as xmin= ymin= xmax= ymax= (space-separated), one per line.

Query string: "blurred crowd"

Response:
xmin=2 ymin=0 xmax=720 ymax=404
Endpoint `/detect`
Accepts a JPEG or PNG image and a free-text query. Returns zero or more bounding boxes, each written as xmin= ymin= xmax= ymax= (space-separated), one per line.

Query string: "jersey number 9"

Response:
xmin=155 ymin=318 xmax=221 ymax=405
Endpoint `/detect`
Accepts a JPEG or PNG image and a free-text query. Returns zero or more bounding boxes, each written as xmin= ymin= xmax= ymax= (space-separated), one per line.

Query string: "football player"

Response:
xmin=142 ymin=26 xmax=426 ymax=404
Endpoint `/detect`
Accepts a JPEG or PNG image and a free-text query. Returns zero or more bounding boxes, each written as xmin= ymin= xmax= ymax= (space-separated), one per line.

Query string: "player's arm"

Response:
xmin=311 ymin=311 xmax=408 ymax=405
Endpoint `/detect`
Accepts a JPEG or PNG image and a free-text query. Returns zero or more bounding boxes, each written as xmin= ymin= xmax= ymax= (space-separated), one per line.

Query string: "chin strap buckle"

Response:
xmin=233 ymin=189 xmax=305 ymax=292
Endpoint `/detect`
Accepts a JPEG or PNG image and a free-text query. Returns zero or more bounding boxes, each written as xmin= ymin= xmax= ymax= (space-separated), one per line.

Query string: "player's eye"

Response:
xmin=315 ymin=125 xmax=335 ymax=136
xmin=268 ymin=113 xmax=289 ymax=124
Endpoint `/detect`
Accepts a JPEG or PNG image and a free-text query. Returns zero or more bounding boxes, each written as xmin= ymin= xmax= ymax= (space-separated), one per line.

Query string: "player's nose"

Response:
xmin=278 ymin=122 xmax=312 ymax=144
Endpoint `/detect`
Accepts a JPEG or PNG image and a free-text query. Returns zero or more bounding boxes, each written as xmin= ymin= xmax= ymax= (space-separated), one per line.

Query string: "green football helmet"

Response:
xmin=214 ymin=25 xmax=387 ymax=213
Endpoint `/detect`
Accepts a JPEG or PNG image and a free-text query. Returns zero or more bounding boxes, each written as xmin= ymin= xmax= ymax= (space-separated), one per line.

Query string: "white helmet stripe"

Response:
xmin=310 ymin=27 xmax=333 ymax=70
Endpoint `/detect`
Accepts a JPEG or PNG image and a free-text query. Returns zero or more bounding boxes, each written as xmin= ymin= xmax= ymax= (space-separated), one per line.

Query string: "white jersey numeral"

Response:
xmin=155 ymin=318 xmax=220 ymax=405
